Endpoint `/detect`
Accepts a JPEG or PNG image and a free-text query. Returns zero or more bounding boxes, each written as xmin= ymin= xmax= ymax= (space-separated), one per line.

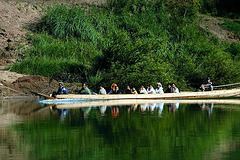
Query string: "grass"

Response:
xmin=11 ymin=0 xmax=240 ymax=90
xmin=221 ymin=19 xmax=240 ymax=38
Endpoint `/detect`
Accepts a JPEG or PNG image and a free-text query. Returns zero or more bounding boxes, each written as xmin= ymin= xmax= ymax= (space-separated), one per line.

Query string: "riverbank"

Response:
xmin=0 ymin=65 xmax=82 ymax=98
xmin=1 ymin=0 xmax=239 ymax=98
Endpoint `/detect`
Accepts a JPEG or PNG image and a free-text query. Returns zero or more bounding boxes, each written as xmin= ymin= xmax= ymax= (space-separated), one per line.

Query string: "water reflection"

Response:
xmin=99 ymin=105 xmax=107 ymax=116
xmin=200 ymin=103 xmax=214 ymax=118
xmin=1 ymin=99 xmax=240 ymax=160
xmin=111 ymin=106 xmax=119 ymax=118
xmin=167 ymin=103 xmax=179 ymax=113
xmin=50 ymin=106 xmax=69 ymax=121
xmin=45 ymin=102 xmax=209 ymax=119
xmin=156 ymin=103 xmax=164 ymax=117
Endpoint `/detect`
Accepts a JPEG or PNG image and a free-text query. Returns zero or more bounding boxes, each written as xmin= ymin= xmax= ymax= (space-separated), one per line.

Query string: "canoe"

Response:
xmin=54 ymin=88 xmax=240 ymax=100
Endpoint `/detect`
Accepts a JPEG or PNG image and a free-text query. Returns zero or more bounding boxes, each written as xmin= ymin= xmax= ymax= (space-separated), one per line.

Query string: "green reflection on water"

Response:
xmin=10 ymin=103 xmax=240 ymax=160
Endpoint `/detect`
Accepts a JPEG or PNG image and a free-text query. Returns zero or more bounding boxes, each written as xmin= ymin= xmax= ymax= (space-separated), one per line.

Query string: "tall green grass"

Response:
xmin=38 ymin=4 xmax=101 ymax=42
xmin=11 ymin=0 xmax=240 ymax=90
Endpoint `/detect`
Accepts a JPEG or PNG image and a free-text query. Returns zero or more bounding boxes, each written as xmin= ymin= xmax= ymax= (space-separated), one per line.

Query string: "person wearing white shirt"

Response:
xmin=155 ymin=82 xmax=164 ymax=94
xmin=172 ymin=83 xmax=179 ymax=93
xmin=147 ymin=84 xmax=156 ymax=94
xmin=99 ymin=85 xmax=107 ymax=94
xmin=139 ymin=85 xmax=148 ymax=94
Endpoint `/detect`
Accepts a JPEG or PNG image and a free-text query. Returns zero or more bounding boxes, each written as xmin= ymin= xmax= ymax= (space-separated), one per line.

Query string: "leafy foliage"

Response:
xmin=11 ymin=0 xmax=240 ymax=91
xmin=220 ymin=19 xmax=240 ymax=38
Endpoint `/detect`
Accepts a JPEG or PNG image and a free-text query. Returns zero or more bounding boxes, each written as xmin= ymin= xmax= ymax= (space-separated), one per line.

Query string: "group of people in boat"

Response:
xmin=55 ymin=77 xmax=212 ymax=95
xmin=104 ymin=83 xmax=180 ymax=95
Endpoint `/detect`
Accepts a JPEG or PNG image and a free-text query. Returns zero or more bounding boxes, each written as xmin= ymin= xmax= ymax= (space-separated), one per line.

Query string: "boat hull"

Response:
xmin=56 ymin=89 xmax=240 ymax=100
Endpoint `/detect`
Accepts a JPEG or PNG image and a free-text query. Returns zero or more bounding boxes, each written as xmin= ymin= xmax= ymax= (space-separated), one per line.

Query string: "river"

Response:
xmin=0 ymin=99 xmax=240 ymax=160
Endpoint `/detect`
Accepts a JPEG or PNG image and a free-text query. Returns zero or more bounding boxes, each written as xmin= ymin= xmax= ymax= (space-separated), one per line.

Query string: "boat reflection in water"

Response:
xmin=50 ymin=106 xmax=69 ymax=121
xmin=1 ymin=99 xmax=240 ymax=160
xmin=99 ymin=105 xmax=107 ymax=116
xmin=50 ymin=101 xmax=182 ymax=119
xmin=44 ymin=98 xmax=240 ymax=120
xmin=139 ymin=103 xmax=165 ymax=117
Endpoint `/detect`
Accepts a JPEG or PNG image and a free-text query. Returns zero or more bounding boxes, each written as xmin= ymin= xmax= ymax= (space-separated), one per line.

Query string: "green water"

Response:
xmin=0 ymin=100 xmax=240 ymax=160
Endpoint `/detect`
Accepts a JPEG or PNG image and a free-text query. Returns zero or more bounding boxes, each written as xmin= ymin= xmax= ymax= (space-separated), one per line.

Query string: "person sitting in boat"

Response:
xmin=108 ymin=86 xmax=116 ymax=94
xmin=125 ymin=86 xmax=132 ymax=94
xmin=108 ymin=83 xmax=117 ymax=94
xmin=147 ymin=84 xmax=156 ymax=94
xmin=109 ymin=83 xmax=117 ymax=94
xmin=56 ymin=81 xmax=68 ymax=94
xmin=108 ymin=85 xmax=121 ymax=94
xmin=51 ymin=81 xmax=68 ymax=98
xmin=99 ymin=85 xmax=107 ymax=95
xmin=132 ymin=87 xmax=138 ymax=94
xmin=80 ymin=82 xmax=92 ymax=94
xmin=165 ymin=83 xmax=173 ymax=93
xmin=116 ymin=86 xmax=122 ymax=94
xmin=172 ymin=83 xmax=179 ymax=93
xmin=200 ymin=77 xmax=213 ymax=91
xmin=155 ymin=83 xmax=164 ymax=94
xmin=139 ymin=85 xmax=148 ymax=94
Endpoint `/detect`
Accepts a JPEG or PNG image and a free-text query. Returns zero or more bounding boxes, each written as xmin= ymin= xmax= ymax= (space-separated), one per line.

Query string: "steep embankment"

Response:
xmin=0 ymin=0 xmax=42 ymax=97
xmin=0 ymin=0 xmax=99 ymax=97
xmin=0 ymin=0 xmax=239 ymax=97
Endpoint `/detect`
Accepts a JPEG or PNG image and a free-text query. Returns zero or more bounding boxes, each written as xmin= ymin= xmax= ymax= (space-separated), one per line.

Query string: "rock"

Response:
xmin=5 ymin=46 xmax=9 ymax=51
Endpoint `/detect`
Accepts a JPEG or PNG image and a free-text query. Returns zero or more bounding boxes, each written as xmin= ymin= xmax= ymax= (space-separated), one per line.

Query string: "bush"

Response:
xmin=11 ymin=0 xmax=240 ymax=91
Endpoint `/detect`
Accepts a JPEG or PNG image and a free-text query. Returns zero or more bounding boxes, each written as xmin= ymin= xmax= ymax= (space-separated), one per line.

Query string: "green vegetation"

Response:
xmin=220 ymin=19 xmax=240 ymax=38
xmin=11 ymin=0 xmax=240 ymax=90
xmin=13 ymin=104 xmax=240 ymax=160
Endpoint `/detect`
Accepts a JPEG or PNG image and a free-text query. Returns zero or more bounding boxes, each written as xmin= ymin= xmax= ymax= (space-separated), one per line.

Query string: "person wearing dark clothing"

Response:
xmin=109 ymin=86 xmax=122 ymax=94
xmin=115 ymin=86 xmax=122 ymax=94
xmin=125 ymin=86 xmax=132 ymax=94
xmin=52 ymin=81 xmax=68 ymax=98
xmin=200 ymin=77 xmax=213 ymax=91
xmin=165 ymin=83 xmax=173 ymax=93
xmin=57 ymin=82 xmax=68 ymax=94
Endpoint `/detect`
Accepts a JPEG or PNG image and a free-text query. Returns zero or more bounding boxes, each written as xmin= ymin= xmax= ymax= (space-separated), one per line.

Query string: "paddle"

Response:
xmin=31 ymin=91 xmax=55 ymax=100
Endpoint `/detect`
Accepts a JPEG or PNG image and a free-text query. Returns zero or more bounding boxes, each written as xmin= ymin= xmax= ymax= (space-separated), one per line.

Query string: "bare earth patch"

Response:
xmin=200 ymin=15 xmax=240 ymax=42
xmin=0 ymin=0 xmax=99 ymax=98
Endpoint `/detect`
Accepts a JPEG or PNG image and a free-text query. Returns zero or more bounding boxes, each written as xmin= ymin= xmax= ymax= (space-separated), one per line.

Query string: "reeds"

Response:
xmin=39 ymin=5 xmax=101 ymax=42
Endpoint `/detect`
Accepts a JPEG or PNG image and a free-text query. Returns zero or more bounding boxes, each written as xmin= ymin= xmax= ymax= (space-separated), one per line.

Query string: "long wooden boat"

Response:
xmin=53 ymin=88 xmax=240 ymax=100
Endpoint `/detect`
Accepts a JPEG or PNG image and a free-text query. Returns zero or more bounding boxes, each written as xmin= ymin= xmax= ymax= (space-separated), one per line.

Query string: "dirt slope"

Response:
xmin=200 ymin=15 xmax=240 ymax=42
xmin=0 ymin=0 xmax=42 ymax=65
